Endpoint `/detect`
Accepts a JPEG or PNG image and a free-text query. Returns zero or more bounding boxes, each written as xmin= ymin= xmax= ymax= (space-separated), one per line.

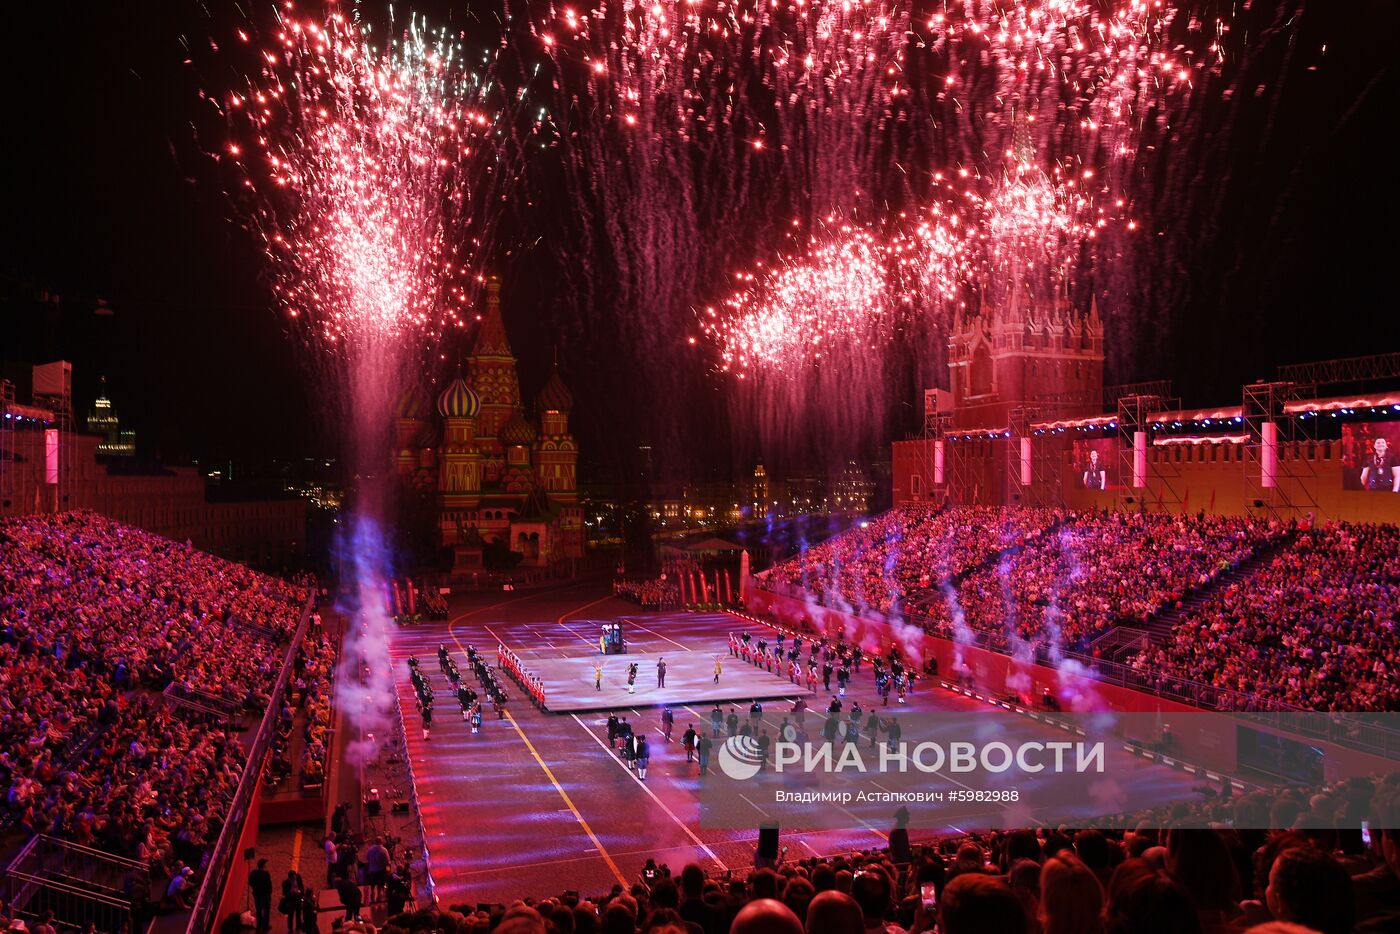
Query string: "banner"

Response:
xmin=697 ymin=711 xmax=1400 ymax=830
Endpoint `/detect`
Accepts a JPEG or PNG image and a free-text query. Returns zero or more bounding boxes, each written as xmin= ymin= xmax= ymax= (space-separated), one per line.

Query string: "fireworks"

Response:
xmin=922 ymin=0 xmax=1219 ymax=173
xmin=218 ymin=11 xmax=510 ymax=349
xmin=701 ymin=223 xmax=896 ymax=375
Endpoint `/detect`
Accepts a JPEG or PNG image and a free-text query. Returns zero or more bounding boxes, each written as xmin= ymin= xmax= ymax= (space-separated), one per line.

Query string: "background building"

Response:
xmin=893 ymin=293 xmax=1400 ymax=525
xmin=392 ymin=279 xmax=584 ymax=575
xmin=2 ymin=364 xmax=305 ymax=568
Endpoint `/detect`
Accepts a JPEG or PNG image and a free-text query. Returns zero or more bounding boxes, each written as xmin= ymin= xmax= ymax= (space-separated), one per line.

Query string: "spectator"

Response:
xmin=249 ymin=859 xmax=274 ymax=933
xmin=1040 ymin=852 xmax=1103 ymax=934
xmin=807 ymin=890 xmax=864 ymax=934
xmin=936 ymin=873 xmax=1027 ymax=934
xmin=851 ymin=868 xmax=904 ymax=933
xmin=1264 ymin=848 xmax=1355 ymax=934
xmin=730 ymin=899 xmax=802 ymax=934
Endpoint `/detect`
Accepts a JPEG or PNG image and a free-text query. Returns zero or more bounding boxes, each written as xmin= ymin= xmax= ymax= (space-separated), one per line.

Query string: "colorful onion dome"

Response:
xmin=499 ymin=410 xmax=536 ymax=445
xmin=536 ymin=368 xmax=573 ymax=412
xmin=436 ymin=374 xmax=480 ymax=419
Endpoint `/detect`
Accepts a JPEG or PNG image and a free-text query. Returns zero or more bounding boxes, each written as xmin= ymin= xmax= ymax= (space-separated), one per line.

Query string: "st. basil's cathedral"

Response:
xmin=393 ymin=279 xmax=583 ymax=574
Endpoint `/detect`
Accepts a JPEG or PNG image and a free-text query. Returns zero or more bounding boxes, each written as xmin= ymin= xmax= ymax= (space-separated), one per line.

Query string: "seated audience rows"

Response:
xmin=762 ymin=507 xmax=1064 ymax=618
xmin=932 ymin=511 xmax=1276 ymax=648
xmin=0 ymin=511 xmax=310 ymax=876
xmin=1 ymin=511 xmax=308 ymax=704
xmin=1132 ymin=522 xmax=1400 ymax=711
xmin=374 ymin=770 xmax=1400 ymax=934
xmin=266 ymin=623 xmax=337 ymax=788
xmin=763 ymin=507 xmax=1275 ymax=651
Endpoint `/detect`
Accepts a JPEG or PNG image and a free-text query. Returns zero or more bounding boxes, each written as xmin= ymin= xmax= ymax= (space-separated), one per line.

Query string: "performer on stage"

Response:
xmin=594 ymin=662 xmax=603 ymax=692
xmin=657 ymin=657 xmax=667 ymax=688
xmin=713 ymin=656 xmax=723 ymax=683
xmin=1360 ymin=437 xmax=1400 ymax=492
xmin=1082 ymin=448 xmax=1107 ymax=490
xmin=682 ymin=724 xmax=697 ymax=762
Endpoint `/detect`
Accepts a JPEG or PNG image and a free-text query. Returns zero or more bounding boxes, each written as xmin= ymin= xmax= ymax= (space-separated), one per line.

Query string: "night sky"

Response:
xmin=2 ymin=1 xmax=1395 ymax=485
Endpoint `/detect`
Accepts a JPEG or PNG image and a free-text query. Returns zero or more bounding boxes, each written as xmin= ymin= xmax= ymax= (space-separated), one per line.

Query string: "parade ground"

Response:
xmin=389 ymin=580 xmax=1209 ymax=907
xmin=521 ymin=612 xmax=805 ymax=713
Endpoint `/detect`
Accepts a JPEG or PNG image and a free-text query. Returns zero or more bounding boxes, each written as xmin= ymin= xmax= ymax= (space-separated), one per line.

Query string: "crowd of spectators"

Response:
xmin=372 ymin=770 xmax=1400 ymax=934
xmin=1132 ymin=522 xmax=1400 ymax=711
xmin=0 ymin=511 xmax=311 ymax=881
xmin=266 ymin=624 xmax=338 ymax=789
xmin=933 ymin=511 xmax=1277 ymax=649
xmin=761 ymin=507 xmax=1063 ymax=618
xmin=760 ymin=507 xmax=1278 ymax=652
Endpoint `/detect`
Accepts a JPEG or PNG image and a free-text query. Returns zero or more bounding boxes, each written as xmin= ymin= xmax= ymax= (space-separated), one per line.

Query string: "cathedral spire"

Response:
xmin=471 ymin=276 xmax=514 ymax=360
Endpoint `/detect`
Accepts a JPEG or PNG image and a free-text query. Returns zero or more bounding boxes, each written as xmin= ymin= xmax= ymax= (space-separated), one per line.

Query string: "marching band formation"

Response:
xmin=727 ymin=627 xmax=916 ymax=705
xmin=407 ymin=643 xmax=513 ymax=740
xmin=406 ymin=622 xmax=920 ymax=767
xmin=498 ymin=643 xmax=548 ymax=711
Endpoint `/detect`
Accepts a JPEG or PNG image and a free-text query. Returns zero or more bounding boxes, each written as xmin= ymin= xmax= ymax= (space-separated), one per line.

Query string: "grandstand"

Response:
xmin=0 ymin=512 xmax=316 ymax=933
xmin=752 ymin=506 xmax=1399 ymax=712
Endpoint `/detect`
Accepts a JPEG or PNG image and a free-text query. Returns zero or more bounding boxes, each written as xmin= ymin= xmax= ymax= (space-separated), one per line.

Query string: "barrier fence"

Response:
xmin=1 ymin=836 xmax=149 ymax=934
xmin=184 ymin=592 xmax=317 ymax=934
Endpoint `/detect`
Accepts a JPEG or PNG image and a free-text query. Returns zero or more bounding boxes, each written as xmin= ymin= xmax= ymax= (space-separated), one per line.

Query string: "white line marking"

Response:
xmin=569 ymin=713 xmax=728 ymax=872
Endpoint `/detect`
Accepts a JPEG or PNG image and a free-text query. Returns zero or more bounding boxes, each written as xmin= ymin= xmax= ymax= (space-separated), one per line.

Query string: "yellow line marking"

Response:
xmin=290 ymin=827 xmax=303 ymax=873
xmin=498 ymin=707 xmax=627 ymax=886
xmin=558 ymin=595 xmax=614 ymax=627
xmin=446 ymin=591 xmax=629 ymax=889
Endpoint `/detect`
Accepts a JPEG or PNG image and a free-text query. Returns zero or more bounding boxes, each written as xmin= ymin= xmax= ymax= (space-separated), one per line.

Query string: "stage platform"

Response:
xmin=535 ymin=652 xmax=803 ymax=713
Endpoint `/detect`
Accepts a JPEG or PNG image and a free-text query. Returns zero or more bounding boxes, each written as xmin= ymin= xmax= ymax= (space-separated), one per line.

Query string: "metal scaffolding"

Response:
xmin=1242 ymin=380 xmax=1320 ymax=521
xmin=1277 ymin=353 xmax=1400 ymax=387
xmin=1116 ymin=392 xmax=1183 ymax=513
xmin=907 ymin=411 xmax=952 ymax=512
xmin=1009 ymin=406 xmax=1059 ymax=507
xmin=0 ymin=380 xmax=14 ymax=511
xmin=948 ymin=431 xmax=993 ymax=505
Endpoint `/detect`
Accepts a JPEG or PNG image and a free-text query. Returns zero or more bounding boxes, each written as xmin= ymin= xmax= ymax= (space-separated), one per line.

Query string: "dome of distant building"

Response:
xmin=413 ymin=418 xmax=442 ymax=450
xmin=436 ymin=375 xmax=480 ymax=419
xmin=499 ymin=410 xmax=536 ymax=446
xmin=536 ymin=369 xmax=573 ymax=412
xmin=396 ymin=389 xmax=427 ymax=420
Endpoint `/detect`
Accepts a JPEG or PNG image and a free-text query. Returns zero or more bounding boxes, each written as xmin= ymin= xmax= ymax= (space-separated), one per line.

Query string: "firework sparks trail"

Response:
xmin=922 ymin=1 xmax=1220 ymax=177
xmin=701 ymin=222 xmax=894 ymax=374
xmin=209 ymin=8 xmax=518 ymax=788
xmin=755 ymin=0 xmax=916 ymax=222
xmin=534 ymin=0 xmax=1226 ymax=383
xmin=217 ymin=10 xmax=515 ymax=356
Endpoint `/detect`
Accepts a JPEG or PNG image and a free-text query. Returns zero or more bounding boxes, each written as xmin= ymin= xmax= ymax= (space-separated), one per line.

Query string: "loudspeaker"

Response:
xmin=756 ymin=825 xmax=779 ymax=862
xmin=889 ymin=828 xmax=911 ymax=863
xmin=391 ymin=801 xmax=410 ymax=814
xmin=366 ymin=798 xmax=382 ymax=817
